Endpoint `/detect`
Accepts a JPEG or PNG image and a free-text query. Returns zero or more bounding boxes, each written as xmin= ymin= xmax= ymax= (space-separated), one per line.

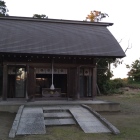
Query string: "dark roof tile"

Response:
xmin=0 ymin=16 xmax=125 ymax=58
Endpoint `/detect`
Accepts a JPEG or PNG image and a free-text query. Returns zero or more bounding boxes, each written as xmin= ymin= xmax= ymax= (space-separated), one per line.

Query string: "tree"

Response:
xmin=97 ymin=58 xmax=115 ymax=93
xmin=126 ymin=58 xmax=140 ymax=82
xmin=0 ymin=0 xmax=8 ymax=16
xmin=33 ymin=14 xmax=48 ymax=19
xmin=86 ymin=10 xmax=108 ymax=22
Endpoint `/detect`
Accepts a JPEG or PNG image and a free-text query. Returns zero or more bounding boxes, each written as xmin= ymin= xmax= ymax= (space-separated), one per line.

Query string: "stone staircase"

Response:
xmin=43 ymin=107 xmax=76 ymax=126
xmin=9 ymin=105 xmax=120 ymax=138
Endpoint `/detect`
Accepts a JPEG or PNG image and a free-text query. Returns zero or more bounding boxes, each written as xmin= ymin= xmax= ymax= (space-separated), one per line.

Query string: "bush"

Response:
xmin=98 ymin=78 xmax=125 ymax=94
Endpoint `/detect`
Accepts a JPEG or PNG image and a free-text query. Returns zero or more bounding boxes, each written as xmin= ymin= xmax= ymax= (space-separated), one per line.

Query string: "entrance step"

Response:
xmin=44 ymin=109 xmax=68 ymax=113
xmin=44 ymin=112 xmax=72 ymax=118
xmin=9 ymin=105 xmax=120 ymax=138
xmin=45 ymin=118 xmax=76 ymax=126
xmin=43 ymin=108 xmax=76 ymax=126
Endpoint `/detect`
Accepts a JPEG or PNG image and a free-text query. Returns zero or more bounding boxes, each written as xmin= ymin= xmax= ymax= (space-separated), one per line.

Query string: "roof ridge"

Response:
xmin=0 ymin=16 xmax=113 ymax=26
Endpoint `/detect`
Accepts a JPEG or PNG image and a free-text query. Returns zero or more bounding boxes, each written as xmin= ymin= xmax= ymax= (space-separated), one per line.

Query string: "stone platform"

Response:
xmin=0 ymin=99 xmax=120 ymax=113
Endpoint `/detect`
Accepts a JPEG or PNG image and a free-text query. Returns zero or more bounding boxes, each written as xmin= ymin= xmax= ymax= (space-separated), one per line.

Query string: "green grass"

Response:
xmin=96 ymin=92 xmax=140 ymax=140
xmin=0 ymin=91 xmax=140 ymax=140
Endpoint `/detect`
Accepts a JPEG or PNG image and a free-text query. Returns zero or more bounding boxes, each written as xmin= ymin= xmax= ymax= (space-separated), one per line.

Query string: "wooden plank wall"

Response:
xmin=67 ymin=68 xmax=77 ymax=99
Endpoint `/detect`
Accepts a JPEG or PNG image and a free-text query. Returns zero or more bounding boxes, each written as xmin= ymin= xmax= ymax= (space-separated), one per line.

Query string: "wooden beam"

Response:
xmin=2 ymin=64 xmax=8 ymax=100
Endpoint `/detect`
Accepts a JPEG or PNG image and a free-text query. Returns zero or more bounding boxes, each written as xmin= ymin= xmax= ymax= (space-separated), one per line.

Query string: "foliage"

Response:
xmin=86 ymin=10 xmax=108 ymax=22
xmin=103 ymin=78 xmax=125 ymax=94
xmin=33 ymin=14 xmax=48 ymax=19
xmin=97 ymin=58 xmax=114 ymax=94
xmin=0 ymin=0 xmax=8 ymax=16
xmin=126 ymin=83 xmax=140 ymax=89
xmin=97 ymin=58 xmax=126 ymax=94
xmin=97 ymin=58 xmax=140 ymax=94
xmin=126 ymin=58 xmax=140 ymax=82
xmin=98 ymin=77 xmax=125 ymax=94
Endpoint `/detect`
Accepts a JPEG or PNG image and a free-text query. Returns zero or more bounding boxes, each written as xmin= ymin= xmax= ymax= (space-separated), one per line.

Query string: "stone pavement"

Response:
xmin=69 ymin=107 xmax=111 ymax=133
xmin=16 ymin=107 xmax=46 ymax=135
xmin=9 ymin=105 xmax=119 ymax=138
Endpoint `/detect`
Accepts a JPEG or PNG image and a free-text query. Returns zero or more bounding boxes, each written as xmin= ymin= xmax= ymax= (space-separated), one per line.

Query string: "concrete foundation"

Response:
xmin=0 ymin=100 xmax=120 ymax=113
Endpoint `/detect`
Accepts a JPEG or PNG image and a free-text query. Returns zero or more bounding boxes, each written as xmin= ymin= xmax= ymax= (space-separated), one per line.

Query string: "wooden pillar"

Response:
xmin=2 ymin=64 xmax=8 ymax=100
xmin=26 ymin=65 xmax=29 ymax=99
xmin=67 ymin=68 xmax=77 ymax=99
xmin=76 ymin=66 xmax=80 ymax=99
xmin=92 ymin=66 xmax=97 ymax=98
xmin=27 ymin=66 xmax=36 ymax=100
xmin=67 ymin=68 xmax=70 ymax=99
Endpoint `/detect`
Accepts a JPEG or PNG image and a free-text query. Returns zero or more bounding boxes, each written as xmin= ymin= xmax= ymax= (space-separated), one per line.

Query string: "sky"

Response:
xmin=4 ymin=0 xmax=140 ymax=78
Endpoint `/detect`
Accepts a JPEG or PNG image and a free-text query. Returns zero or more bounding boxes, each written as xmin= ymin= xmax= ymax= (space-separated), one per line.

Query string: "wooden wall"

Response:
xmin=2 ymin=56 xmax=97 ymax=100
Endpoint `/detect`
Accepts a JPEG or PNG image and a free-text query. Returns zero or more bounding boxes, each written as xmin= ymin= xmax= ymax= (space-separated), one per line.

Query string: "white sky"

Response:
xmin=4 ymin=0 xmax=140 ymax=78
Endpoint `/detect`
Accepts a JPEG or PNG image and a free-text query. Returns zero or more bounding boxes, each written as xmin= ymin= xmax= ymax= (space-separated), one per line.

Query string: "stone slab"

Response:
xmin=59 ymin=118 xmax=76 ymax=125
xmin=45 ymin=118 xmax=76 ymax=125
xmin=44 ymin=113 xmax=57 ymax=118
xmin=16 ymin=107 xmax=46 ymax=135
xmin=44 ymin=112 xmax=72 ymax=118
xmin=19 ymin=117 xmax=44 ymax=123
xmin=45 ymin=119 xmax=60 ymax=125
xmin=70 ymin=108 xmax=90 ymax=113
xmin=22 ymin=107 xmax=43 ymax=113
xmin=43 ymin=109 xmax=68 ymax=113
xmin=0 ymin=100 xmax=120 ymax=112
xmin=59 ymin=105 xmax=81 ymax=109
xmin=43 ymin=106 xmax=61 ymax=110
xmin=16 ymin=122 xmax=46 ymax=135
xmin=78 ymin=121 xmax=104 ymax=127
xmin=21 ymin=113 xmax=44 ymax=118
xmin=70 ymin=108 xmax=111 ymax=133
xmin=82 ymin=104 xmax=120 ymax=134
xmin=82 ymin=126 xmax=111 ymax=133
xmin=57 ymin=112 xmax=72 ymax=117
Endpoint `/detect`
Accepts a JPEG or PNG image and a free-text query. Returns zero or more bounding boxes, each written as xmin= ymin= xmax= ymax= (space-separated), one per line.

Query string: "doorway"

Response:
xmin=8 ymin=67 xmax=26 ymax=98
xmin=79 ymin=68 xmax=92 ymax=98
xmin=35 ymin=74 xmax=67 ymax=98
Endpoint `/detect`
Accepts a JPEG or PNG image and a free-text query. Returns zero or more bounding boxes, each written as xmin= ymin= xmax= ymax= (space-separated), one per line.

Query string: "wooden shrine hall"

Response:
xmin=0 ymin=16 xmax=125 ymax=101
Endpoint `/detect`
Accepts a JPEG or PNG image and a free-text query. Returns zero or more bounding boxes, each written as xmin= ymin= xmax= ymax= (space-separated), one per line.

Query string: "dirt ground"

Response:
xmin=0 ymin=87 xmax=140 ymax=140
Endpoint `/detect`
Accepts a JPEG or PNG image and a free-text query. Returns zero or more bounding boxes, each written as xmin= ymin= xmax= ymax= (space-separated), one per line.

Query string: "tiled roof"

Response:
xmin=0 ymin=16 xmax=125 ymax=58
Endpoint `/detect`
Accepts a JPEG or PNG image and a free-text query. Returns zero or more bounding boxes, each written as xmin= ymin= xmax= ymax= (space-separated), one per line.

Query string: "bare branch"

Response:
xmin=118 ymin=38 xmax=123 ymax=44
xmin=125 ymin=40 xmax=132 ymax=53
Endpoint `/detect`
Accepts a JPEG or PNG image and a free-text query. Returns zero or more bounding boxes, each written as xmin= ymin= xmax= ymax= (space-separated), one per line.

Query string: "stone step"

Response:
xmin=45 ymin=118 xmax=76 ymax=126
xmin=44 ymin=112 xmax=72 ymax=118
xmin=43 ymin=109 xmax=68 ymax=113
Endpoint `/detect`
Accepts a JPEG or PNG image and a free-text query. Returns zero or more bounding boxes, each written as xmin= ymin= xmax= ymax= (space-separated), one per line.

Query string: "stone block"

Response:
xmin=59 ymin=118 xmax=76 ymax=125
xmin=45 ymin=119 xmax=60 ymax=125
